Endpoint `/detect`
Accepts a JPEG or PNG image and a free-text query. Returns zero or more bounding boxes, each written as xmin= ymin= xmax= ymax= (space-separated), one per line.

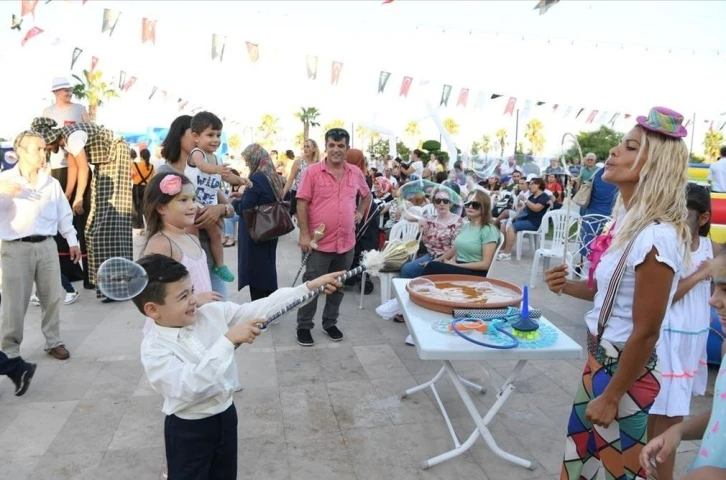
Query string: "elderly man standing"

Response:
xmin=295 ymin=128 xmax=371 ymax=346
xmin=0 ymin=131 xmax=81 ymax=360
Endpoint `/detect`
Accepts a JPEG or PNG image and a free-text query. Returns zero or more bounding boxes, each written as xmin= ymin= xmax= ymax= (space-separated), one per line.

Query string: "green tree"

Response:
xmin=368 ymin=137 xmax=389 ymax=158
xmin=396 ymin=141 xmax=411 ymax=160
xmin=568 ymin=126 xmax=623 ymax=161
xmin=495 ymin=128 xmax=508 ymax=157
xmin=470 ymin=141 xmax=481 ymax=156
xmin=704 ymin=130 xmax=724 ymax=162
xmin=227 ymin=133 xmax=241 ymax=152
xmin=404 ymin=120 xmax=421 ymax=147
xmin=480 ymin=134 xmax=491 ymax=154
xmin=524 ymin=118 xmax=546 ymax=155
xmin=72 ymin=69 xmax=119 ymax=122
xmin=443 ymin=118 xmax=460 ymax=136
xmin=294 ymin=107 xmax=321 ymax=141
xmin=323 ymin=119 xmax=345 ymax=132
xmin=256 ymin=114 xmax=279 ymax=150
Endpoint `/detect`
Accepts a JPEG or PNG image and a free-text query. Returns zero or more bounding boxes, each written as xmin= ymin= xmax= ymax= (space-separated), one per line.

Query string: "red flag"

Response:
xmin=123 ymin=76 xmax=137 ymax=92
xmin=21 ymin=26 xmax=43 ymax=46
xmin=552 ymin=104 xmax=559 ymax=112
xmin=21 ymin=0 xmax=38 ymax=18
xmin=623 ymin=113 xmax=632 ymax=119
xmin=382 ymin=0 xmax=394 ymax=3
xmin=91 ymin=56 xmax=98 ymax=71
xmin=400 ymin=76 xmax=413 ymax=97
xmin=331 ymin=61 xmax=343 ymax=85
xmin=142 ymin=18 xmax=156 ymax=45
xmin=503 ymin=97 xmax=517 ymax=115
xmin=82 ymin=0 xmax=87 ymax=4
xmin=709 ymin=121 xmax=715 ymax=131
xmin=456 ymin=88 xmax=469 ymax=108
xmin=586 ymin=110 xmax=599 ymax=123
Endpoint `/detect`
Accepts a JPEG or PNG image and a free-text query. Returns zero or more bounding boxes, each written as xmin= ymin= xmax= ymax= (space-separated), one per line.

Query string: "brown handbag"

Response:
xmin=242 ymin=201 xmax=294 ymax=243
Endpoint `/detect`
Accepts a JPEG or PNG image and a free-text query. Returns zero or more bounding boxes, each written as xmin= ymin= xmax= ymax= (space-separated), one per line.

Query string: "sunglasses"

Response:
xmin=433 ymin=198 xmax=451 ymax=205
xmin=465 ymin=201 xmax=482 ymax=210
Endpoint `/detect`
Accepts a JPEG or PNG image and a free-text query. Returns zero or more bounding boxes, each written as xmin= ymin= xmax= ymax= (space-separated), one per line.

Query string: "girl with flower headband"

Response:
xmin=545 ymin=107 xmax=690 ymax=479
xmin=139 ymin=172 xmax=221 ymax=336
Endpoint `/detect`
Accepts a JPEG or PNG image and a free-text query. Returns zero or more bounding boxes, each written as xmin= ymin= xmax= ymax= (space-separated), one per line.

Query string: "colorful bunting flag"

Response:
xmin=11 ymin=14 xmax=22 ymax=31
xmin=306 ymin=55 xmax=318 ymax=80
xmin=473 ymin=91 xmax=488 ymax=112
xmin=609 ymin=112 xmax=620 ymax=126
xmin=211 ymin=34 xmax=226 ymax=62
xmin=21 ymin=0 xmax=38 ymax=18
xmin=21 ymin=26 xmax=43 ymax=46
xmin=552 ymin=104 xmax=559 ymax=112
xmin=575 ymin=108 xmax=585 ymax=119
xmin=536 ymin=101 xmax=546 ymax=106
xmin=440 ymin=84 xmax=452 ymax=107
xmin=101 ymin=8 xmax=121 ymax=37
xmin=586 ymin=110 xmax=599 ymax=123
xmin=123 ymin=76 xmax=137 ymax=92
xmin=331 ymin=61 xmax=343 ymax=85
xmin=382 ymin=0 xmax=394 ymax=4
xmin=70 ymin=47 xmax=82 ymax=69
xmin=246 ymin=42 xmax=259 ymax=63
xmin=400 ymin=76 xmax=412 ymax=97
xmin=491 ymin=94 xmax=503 ymax=100
xmin=521 ymin=99 xmax=533 ymax=118
xmin=597 ymin=111 xmax=609 ymax=124
xmin=534 ymin=0 xmax=559 ymax=15
xmin=149 ymin=86 xmax=158 ymax=100
xmin=456 ymin=88 xmax=469 ymax=108
xmin=118 ymin=70 xmax=126 ymax=90
xmin=142 ymin=18 xmax=156 ymax=45
xmin=378 ymin=71 xmax=391 ymax=93
xmin=503 ymin=97 xmax=517 ymax=115
xmin=623 ymin=113 xmax=632 ymax=119
xmin=91 ymin=56 xmax=98 ymax=71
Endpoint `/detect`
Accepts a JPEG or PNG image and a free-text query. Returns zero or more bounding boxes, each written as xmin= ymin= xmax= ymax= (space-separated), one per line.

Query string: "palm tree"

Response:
xmin=704 ymin=130 xmax=725 ymax=162
xmin=323 ymin=119 xmax=345 ymax=132
xmin=524 ymin=118 xmax=546 ymax=155
xmin=495 ymin=128 xmax=508 ymax=157
xmin=355 ymin=125 xmax=372 ymax=151
xmin=257 ymin=114 xmax=279 ymax=150
xmin=481 ymin=134 xmax=492 ymax=154
xmin=72 ymin=69 xmax=119 ymax=122
xmin=404 ymin=120 xmax=421 ymax=147
xmin=295 ymin=107 xmax=321 ymax=141
xmin=227 ymin=133 xmax=241 ymax=152
xmin=443 ymin=118 xmax=460 ymax=136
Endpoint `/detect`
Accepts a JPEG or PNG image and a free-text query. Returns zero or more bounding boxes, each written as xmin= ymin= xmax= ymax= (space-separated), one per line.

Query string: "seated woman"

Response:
xmin=399 ymin=186 xmax=464 ymax=279
xmin=496 ymin=177 xmax=550 ymax=260
xmin=421 ymin=190 xmax=499 ymax=277
xmin=495 ymin=178 xmax=529 ymax=227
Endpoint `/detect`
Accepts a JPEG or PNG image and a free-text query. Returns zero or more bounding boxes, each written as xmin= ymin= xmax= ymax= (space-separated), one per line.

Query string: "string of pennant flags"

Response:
xmin=12 ymin=0 xmax=726 ymax=132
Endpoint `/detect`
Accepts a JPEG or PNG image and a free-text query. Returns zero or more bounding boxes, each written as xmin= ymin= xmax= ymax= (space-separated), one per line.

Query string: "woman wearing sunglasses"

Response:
xmin=421 ymin=190 xmax=499 ymax=277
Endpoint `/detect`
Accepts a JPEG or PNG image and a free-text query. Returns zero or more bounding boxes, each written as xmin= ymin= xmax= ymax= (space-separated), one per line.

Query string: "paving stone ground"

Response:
xmin=0 ymin=231 xmax=714 ymax=479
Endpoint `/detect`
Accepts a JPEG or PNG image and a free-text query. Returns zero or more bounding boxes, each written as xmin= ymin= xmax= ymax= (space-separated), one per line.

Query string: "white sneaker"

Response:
xmin=64 ymin=291 xmax=80 ymax=305
xmin=405 ymin=335 xmax=415 ymax=346
xmin=29 ymin=294 xmax=40 ymax=306
xmin=375 ymin=298 xmax=401 ymax=320
xmin=497 ymin=253 xmax=511 ymax=261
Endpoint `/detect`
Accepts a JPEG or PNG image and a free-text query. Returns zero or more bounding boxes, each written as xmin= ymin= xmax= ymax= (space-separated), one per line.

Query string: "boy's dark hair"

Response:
xmin=132 ymin=254 xmax=190 ymax=315
xmin=324 ymin=128 xmax=350 ymax=146
xmin=686 ymin=182 xmax=711 ymax=237
xmin=413 ymin=149 xmax=424 ymax=159
xmin=285 ymin=150 xmax=295 ymax=160
xmin=190 ymin=111 xmax=223 ymax=134
xmin=435 ymin=171 xmax=448 ymax=184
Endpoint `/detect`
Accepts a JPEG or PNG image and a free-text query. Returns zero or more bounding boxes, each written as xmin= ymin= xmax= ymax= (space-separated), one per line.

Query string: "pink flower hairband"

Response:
xmin=159 ymin=175 xmax=182 ymax=196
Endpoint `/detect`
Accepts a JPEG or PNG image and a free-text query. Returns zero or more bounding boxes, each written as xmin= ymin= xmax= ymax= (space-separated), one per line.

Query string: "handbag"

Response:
xmin=573 ymin=180 xmax=593 ymax=207
xmin=242 ymin=200 xmax=294 ymax=243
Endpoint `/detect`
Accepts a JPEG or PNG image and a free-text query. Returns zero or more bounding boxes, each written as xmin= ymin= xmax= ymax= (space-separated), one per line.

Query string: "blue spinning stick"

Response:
xmin=512 ymin=285 xmax=540 ymax=338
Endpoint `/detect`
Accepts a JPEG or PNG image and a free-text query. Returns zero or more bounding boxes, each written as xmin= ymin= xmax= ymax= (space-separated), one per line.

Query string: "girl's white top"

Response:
xmin=584 ymin=222 xmax=685 ymax=344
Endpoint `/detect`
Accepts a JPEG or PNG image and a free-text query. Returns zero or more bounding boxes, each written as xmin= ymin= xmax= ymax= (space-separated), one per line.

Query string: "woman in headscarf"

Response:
xmin=30 ymin=117 xmax=132 ymax=301
xmin=237 ymin=144 xmax=286 ymax=300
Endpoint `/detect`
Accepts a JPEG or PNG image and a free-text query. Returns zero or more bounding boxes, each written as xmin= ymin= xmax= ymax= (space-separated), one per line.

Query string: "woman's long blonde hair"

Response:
xmin=304 ymin=139 xmax=321 ymax=163
xmin=610 ymin=126 xmax=690 ymax=254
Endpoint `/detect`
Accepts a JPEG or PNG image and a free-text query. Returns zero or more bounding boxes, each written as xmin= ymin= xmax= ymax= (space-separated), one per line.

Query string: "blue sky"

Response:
xmin=2 ymin=0 xmax=725 ymax=153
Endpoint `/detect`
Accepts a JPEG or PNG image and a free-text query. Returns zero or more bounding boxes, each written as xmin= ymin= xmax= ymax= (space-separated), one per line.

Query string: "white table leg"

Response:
xmin=419 ymin=360 xmax=535 ymax=471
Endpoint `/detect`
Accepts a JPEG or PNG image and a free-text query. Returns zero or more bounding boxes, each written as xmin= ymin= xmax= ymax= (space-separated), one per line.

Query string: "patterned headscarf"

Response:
xmin=30 ymin=117 xmax=61 ymax=144
xmin=242 ymin=144 xmax=285 ymax=201
xmin=374 ymin=177 xmax=391 ymax=195
xmin=345 ymin=148 xmax=366 ymax=175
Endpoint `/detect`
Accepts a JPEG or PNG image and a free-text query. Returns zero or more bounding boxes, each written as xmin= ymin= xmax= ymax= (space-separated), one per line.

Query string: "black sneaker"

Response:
xmin=297 ymin=329 xmax=314 ymax=347
xmin=323 ymin=326 xmax=344 ymax=342
xmin=11 ymin=362 xmax=36 ymax=396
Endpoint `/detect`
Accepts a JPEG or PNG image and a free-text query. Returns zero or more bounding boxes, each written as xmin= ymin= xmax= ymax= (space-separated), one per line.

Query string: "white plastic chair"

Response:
xmin=529 ymin=209 xmax=581 ymax=288
xmin=570 ymin=214 xmax=612 ymax=281
xmin=486 ymin=231 xmax=505 ymax=277
xmin=360 ymin=220 xmax=421 ymax=309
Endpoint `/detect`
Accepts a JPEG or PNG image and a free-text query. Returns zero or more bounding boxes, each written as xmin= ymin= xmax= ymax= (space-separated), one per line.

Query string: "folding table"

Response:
xmin=393 ymin=278 xmax=583 ymax=471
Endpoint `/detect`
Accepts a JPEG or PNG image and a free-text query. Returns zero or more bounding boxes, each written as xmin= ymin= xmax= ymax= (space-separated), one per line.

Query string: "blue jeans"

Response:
xmin=61 ymin=274 xmax=74 ymax=293
xmin=400 ymin=254 xmax=434 ymax=279
xmin=224 ymin=214 xmax=239 ymax=237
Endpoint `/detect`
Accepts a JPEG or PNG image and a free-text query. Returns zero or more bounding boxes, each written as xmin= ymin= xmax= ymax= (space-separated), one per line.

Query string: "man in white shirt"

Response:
xmin=0 ymin=131 xmax=81 ymax=360
xmin=709 ymin=146 xmax=726 ymax=192
xmin=135 ymin=254 xmax=341 ymax=478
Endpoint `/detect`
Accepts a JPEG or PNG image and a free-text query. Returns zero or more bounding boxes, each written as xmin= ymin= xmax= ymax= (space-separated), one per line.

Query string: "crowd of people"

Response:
xmin=0 ymin=88 xmax=724 ymax=480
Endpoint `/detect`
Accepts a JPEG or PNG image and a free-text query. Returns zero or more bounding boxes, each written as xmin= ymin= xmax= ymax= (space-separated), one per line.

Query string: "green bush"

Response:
xmin=421 ymin=140 xmax=441 ymax=151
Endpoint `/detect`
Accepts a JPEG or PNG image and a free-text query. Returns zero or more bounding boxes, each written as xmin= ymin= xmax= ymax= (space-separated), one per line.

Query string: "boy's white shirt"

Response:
xmin=141 ymin=283 xmax=310 ymax=419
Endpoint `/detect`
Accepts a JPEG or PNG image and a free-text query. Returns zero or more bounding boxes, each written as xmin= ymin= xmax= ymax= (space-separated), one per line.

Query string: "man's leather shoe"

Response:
xmin=48 ymin=345 xmax=70 ymax=360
